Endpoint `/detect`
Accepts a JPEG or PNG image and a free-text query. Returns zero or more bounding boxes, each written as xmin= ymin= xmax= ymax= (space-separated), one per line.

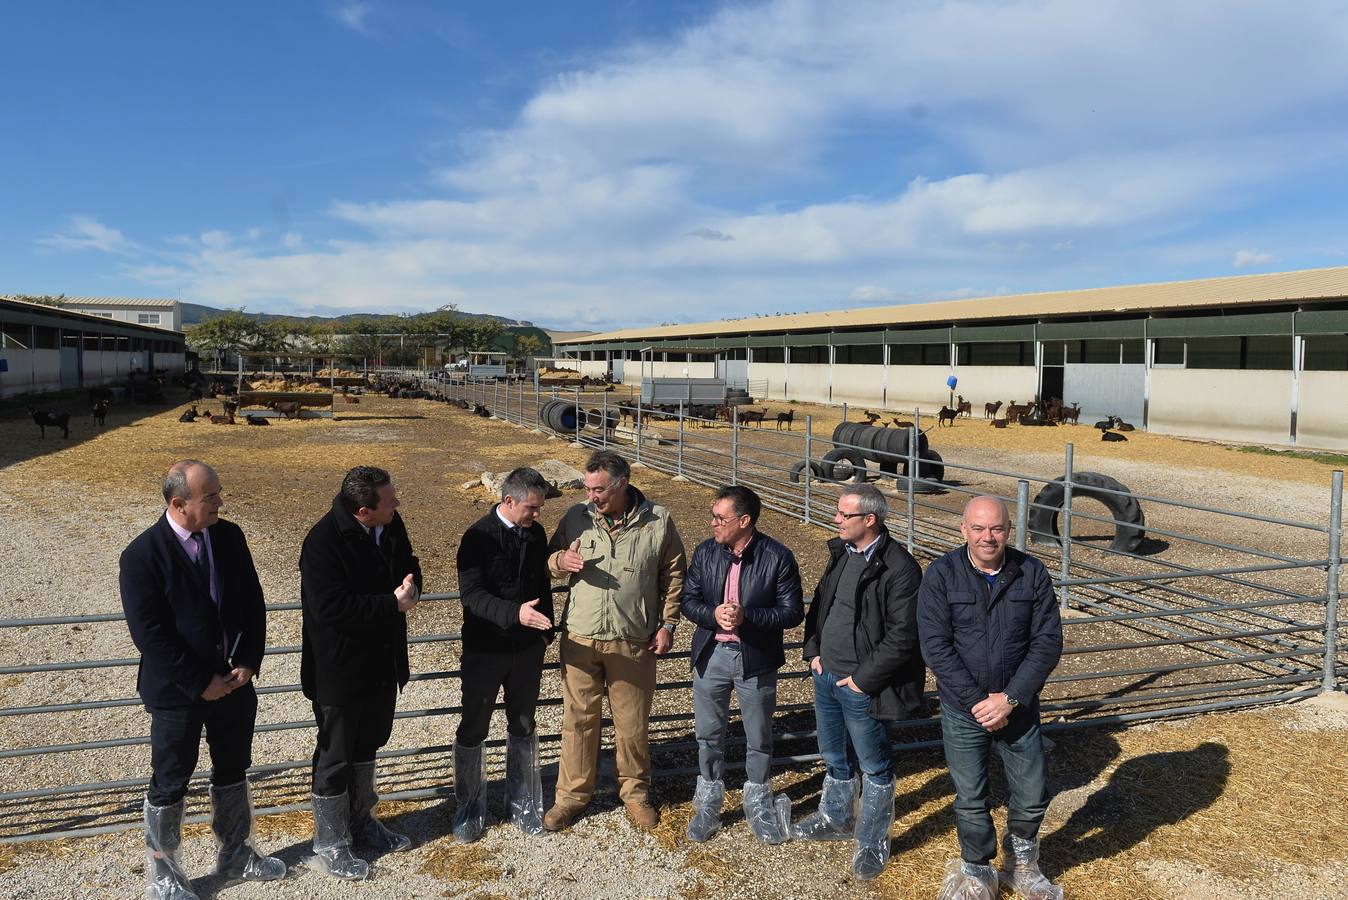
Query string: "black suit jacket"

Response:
xmin=455 ymin=506 xmax=554 ymax=653
xmin=120 ymin=515 xmax=267 ymax=708
xmin=299 ymin=496 xmax=422 ymax=705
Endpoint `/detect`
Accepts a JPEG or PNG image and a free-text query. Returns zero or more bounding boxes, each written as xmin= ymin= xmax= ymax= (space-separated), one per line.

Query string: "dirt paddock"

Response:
xmin=1 ymin=393 xmax=1346 ymax=899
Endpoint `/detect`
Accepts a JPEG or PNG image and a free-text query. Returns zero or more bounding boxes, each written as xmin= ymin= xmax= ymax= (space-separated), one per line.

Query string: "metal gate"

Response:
xmin=716 ymin=356 xmax=748 ymax=384
xmin=611 ymin=358 xmax=625 ymax=383
xmin=1061 ymin=363 xmax=1145 ymax=425
xmin=59 ymin=347 xmax=81 ymax=389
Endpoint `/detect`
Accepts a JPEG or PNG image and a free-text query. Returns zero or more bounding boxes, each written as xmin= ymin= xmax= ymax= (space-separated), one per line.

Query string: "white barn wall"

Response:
xmin=1293 ymin=371 xmax=1348 ymax=450
xmin=829 ymin=365 xmax=886 ymax=406
xmin=0 ymin=349 xmax=61 ymax=397
xmin=885 ymin=366 xmax=958 ymax=412
xmin=787 ymin=364 xmax=831 ymax=404
xmin=948 ymin=366 xmax=1039 ymax=411
xmin=748 ymin=362 xmax=786 ymax=400
xmin=1149 ymin=369 xmax=1290 ymax=445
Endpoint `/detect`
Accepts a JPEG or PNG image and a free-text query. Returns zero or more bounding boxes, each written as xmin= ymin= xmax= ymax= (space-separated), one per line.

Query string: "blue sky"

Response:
xmin=4 ymin=1 xmax=1348 ymax=331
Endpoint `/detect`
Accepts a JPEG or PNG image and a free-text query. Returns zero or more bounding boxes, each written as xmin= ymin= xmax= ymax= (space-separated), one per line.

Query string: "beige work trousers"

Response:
xmin=554 ymin=633 xmax=656 ymax=808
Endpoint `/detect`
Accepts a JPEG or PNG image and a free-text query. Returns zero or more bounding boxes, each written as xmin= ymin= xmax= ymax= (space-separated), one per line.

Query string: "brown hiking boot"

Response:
xmin=624 ymin=799 xmax=659 ymax=830
xmin=542 ymin=803 xmax=582 ymax=832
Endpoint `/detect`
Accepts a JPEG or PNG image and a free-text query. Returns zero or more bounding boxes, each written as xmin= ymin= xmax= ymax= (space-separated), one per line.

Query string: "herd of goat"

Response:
xmin=20 ymin=375 xmax=1137 ymax=445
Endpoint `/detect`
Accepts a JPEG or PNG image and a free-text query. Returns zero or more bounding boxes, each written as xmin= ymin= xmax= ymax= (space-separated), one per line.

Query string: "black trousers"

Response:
xmin=311 ymin=683 xmax=398 ymax=797
xmin=146 ymin=683 xmax=258 ymax=806
xmin=455 ymin=639 xmax=547 ymax=747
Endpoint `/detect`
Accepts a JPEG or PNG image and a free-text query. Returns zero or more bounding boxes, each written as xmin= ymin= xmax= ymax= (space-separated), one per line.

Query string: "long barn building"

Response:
xmin=554 ymin=266 xmax=1348 ymax=450
xmin=0 ymin=296 xmax=187 ymax=399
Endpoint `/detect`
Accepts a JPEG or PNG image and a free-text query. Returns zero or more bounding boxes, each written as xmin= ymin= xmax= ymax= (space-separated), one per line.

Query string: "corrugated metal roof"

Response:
xmin=0 ymin=296 xmax=186 ymax=335
xmin=59 ymin=296 xmax=180 ymax=308
xmin=558 ymin=265 xmax=1348 ymax=344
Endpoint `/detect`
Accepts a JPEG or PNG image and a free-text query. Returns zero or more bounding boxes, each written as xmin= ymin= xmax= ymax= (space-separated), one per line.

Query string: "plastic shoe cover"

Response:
xmin=208 ymin=781 xmax=286 ymax=881
xmin=143 ymin=798 xmax=199 ymax=900
xmin=309 ymin=793 xmax=370 ymax=881
xmin=350 ymin=762 xmax=412 ymax=852
xmin=506 ymin=733 xmax=545 ymax=836
xmin=742 ymin=781 xmax=791 ymax=845
xmin=789 ymin=773 xmax=858 ymax=841
xmin=452 ymin=741 xmax=487 ymax=843
xmin=685 ymin=776 xmax=725 ymax=843
xmin=937 ymin=860 xmax=999 ymax=900
xmin=1000 ymin=834 xmax=1063 ymax=900
xmin=851 ymin=775 xmax=896 ymax=881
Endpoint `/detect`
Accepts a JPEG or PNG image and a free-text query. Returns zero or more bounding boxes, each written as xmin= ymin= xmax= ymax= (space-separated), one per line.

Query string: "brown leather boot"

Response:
xmin=624 ymin=799 xmax=659 ymax=830
xmin=542 ymin=803 xmax=583 ymax=832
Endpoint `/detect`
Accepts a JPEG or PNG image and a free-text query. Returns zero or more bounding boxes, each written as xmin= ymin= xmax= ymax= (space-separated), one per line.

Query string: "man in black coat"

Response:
xmin=679 ymin=485 xmax=802 ymax=845
xmin=918 ymin=495 xmax=1063 ymax=899
xmin=120 ymin=459 xmax=285 ymax=899
xmin=791 ymin=483 xmax=924 ymax=882
xmin=300 ymin=465 xmax=422 ymax=881
xmin=452 ymin=466 xmax=555 ymax=842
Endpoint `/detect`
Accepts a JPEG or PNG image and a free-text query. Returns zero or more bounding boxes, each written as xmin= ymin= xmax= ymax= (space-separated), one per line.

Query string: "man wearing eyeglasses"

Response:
xmin=917 ymin=495 xmax=1063 ymax=900
xmin=679 ymin=485 xmax=803 ymax=844
xmin=792 ymin=483 xmax=924 ymax=881
xmin=543 ymin=450 xmax=686 ymax=832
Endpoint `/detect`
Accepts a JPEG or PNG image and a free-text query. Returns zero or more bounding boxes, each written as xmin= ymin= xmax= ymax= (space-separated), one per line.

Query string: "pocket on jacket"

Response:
xmin=947 ymin=592 xmax=980 ymax=627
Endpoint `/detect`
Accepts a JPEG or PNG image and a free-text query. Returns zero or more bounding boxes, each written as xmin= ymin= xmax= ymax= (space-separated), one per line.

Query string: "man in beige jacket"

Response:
xmin=543 ymin=450 xmax=686 ymax=832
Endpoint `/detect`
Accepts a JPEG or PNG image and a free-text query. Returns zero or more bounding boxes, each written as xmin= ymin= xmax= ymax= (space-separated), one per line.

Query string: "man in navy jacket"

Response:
xmin=120 ymin=460 xmax=285 ymax=899
xmin=918 ymin=495 xmax=1063 ymax=899
xmin=452 ymin=467 xmax=555 ymax=842
xmin=679 ymin=485 xmax=803 ymax=845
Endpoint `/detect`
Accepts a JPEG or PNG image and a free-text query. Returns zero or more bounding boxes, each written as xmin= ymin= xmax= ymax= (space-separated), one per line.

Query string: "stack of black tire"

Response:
xmin=790 ymin=421 xmax=944 ymax=491
xmin=539 ymin=399 xmax=582 ymax=434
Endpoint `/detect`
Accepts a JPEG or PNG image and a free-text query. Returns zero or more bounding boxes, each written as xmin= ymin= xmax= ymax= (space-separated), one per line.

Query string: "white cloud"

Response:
xmin=109 ymin=1 xmax=1348 ymax=329
xmin=329 ymin=2 xmax=372 ymax=36
xmin=1233 ymin=249 xmax=1274 ymax=268
xmin=35 ymin=215 xmax=139 ymax=256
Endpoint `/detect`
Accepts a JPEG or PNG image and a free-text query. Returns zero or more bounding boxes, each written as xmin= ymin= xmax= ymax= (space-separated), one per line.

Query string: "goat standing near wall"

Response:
xmin=28 ymin=406 xmax=70 ymax=439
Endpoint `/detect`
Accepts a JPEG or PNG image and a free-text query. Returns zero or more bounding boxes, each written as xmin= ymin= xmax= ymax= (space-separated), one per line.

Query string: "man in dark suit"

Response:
xmin=300 ymin=465 xmax=422 ymax=881
xmin=452 ymin=466 xmax=554 ymax=842
xmin=120 ymin=459 xmax=286 ymax=900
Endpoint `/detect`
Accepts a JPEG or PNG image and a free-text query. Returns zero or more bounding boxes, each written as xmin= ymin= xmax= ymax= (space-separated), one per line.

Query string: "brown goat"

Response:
xmin=984 ymin=400 xmax=1002 ymax=419
xmin=775 ymin=408 xmax=795 ymax=430
xmin=937 ymin=406 xmax=958 ymax=427
xmin=956 ymin=395 xmax=972 ymax=418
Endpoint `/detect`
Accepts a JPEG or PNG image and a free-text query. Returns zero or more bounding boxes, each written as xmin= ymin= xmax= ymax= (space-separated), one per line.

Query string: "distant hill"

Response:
xmin=179 ymin=302 xmax=531 ymax=328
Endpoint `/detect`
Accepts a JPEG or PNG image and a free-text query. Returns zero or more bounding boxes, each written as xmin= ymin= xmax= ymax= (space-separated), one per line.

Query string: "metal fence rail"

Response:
xmin=2 ymin=377 xmax=1344 ymax=845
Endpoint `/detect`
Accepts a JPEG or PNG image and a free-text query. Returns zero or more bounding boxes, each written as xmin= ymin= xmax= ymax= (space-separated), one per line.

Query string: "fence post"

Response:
xmin=1324 ymin=470 xmax=1343 ymax=692
xmin=574 ymin=386 xmax=582 ymax=446
xmin=635 ymin=392 xmax=644 ymax=466
xmin=803 ymin=415 xmax=813 ymax=526
xmin=533 ymin=380 xmax=541 ymax=428
xmin=603 ymin=391 xmax=610 ymax=449
xmin=519 ymin=378 xmax=525 ymax=426
xmin=731 ymin=405 xmax=739 ymax=485
xmin=841 ymin=402 xmax=848 ymax=423
xmin=677 ymin=401 xmax=685 ymax=478
xmin=1059 ymin=443 xmax=1075 ymax=610
xmin=906 ymin=421 xmax=917 ymax=554
xmin=1015 ymin=479 xmax=1030 ymax=551
xmin=502 ymin=378 xmax=508 ymax=421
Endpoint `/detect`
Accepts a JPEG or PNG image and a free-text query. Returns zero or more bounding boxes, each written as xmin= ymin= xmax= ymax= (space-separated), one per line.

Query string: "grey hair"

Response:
xmin=584 ymin=449 xmax=630 ymax=482
xmin=839 ymin=483 xmax=887 ymax=523
xmin=162 ymin=459 xmax=214 ymax=504
xmin=502 ymin=467 xmax=550 ymax=502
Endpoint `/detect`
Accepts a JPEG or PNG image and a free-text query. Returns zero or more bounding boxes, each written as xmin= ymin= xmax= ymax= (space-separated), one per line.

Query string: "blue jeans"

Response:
xmin=940 ymin=701 xmax=1049 ymax=865
xmin=693 ymin=642 xmax=778 ymax=783
xmin=812 ymin=669 xmax=893 ymax=784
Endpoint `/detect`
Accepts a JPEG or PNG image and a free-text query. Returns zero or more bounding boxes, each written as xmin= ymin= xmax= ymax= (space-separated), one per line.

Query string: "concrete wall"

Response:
xmin=830 ymin=365 xmax=886 ymax=407
xmin=1294 ymin=371 xmax=1348 ymax=450
xmin=645 ymin=361 xmax=715 ymax=379
xmin=578 ymin=360 xmax=608 ymax=378
xmin=885 ymin=366 xmax=958 ymax=412
xmin=748 ymin=362 xmax=787 ymax=400
xmin=948 ymin=366 xmax=1040 ymax=411
xmin=0 ymin=349 xmax=61 ymax=398
xmin=155 ymin=351 xmax=186 ymax=374
xmin=787 ymin=364 xmax=832 ymax=404
xmin=1149 ymin=368 xmax=1291 ymax=445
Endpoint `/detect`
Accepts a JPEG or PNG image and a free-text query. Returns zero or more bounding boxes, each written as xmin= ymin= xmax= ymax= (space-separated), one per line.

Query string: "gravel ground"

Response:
xmin=2 ymin=393 xmax=1347 ymax=898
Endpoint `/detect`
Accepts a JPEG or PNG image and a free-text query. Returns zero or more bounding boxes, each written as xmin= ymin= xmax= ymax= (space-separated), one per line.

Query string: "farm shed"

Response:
xmin=0 ymin=296 xmax=187 ymax=399
xmin=556 ymin=266 xmax=1348 ymax=450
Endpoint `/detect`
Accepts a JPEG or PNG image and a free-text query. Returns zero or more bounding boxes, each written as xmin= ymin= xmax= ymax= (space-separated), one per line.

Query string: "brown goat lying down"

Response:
xmin=269 ymin=401 xmax=303 ymax=419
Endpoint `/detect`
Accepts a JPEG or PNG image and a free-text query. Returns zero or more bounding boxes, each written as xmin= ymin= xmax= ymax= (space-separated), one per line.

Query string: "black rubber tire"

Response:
xmin=823 ymin=447 xmax=866 ymax=482
xmin=539 ymin=399 xmax=561 ymax=429
xmin=1030 ymin=471 xmax=1146 ymax=553
xmin=916 ymin=448 xmax=945 ymax=484
xmin=789 ymin=460 xmax=827 ymax=483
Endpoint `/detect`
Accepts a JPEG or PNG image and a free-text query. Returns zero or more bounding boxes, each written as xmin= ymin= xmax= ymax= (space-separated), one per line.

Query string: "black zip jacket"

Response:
xmin=681 ymin=531 xmax=804 ymax=679
xmin=802 ymin=529 xmax=926 ymax=721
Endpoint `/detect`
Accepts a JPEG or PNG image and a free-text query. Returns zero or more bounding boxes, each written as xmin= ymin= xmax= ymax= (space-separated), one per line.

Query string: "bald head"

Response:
xmin=961 ymin=494 xmax=1011 ymax=571
xmin=962 ymin=495 xmax=1010 ymax=526
xmin=162 ymin=460 xmax=216 ymax=505
xmin=163 ymin=460 xmax=223 ymax=532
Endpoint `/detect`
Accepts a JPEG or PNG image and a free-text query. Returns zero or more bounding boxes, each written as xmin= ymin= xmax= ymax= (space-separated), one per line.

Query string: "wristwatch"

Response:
xmin=1004 ymin=693 xmax=1019 ymax=708
xmin=661 ymin=622 xmax=677 ymax=636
